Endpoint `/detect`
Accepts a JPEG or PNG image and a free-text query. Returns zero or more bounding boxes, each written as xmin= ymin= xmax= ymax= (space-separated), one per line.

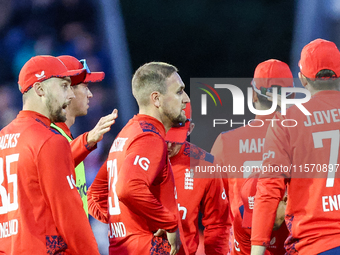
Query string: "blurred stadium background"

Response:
xmin=1 ymin=0 xmax=339 ymax=254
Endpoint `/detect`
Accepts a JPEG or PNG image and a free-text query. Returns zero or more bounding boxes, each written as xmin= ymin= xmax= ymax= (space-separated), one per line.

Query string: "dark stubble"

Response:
xmin=46 ymin=95 xmax=67 ymax=123
xmin=164 ymin=110 xmax=186 ymax=127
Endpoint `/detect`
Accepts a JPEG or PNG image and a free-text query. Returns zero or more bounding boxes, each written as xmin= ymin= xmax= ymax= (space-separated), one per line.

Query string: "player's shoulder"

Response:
xmin=220 ymin=125 xmax=251 ymax=139
xmin=38 ymin=128 xmax=71 ymax=153
xmin=13 ymin=116 xmax=65 ymax=140
xmin=123 ymin=117 xmax=164 ymax=139
xmin=6 ymin=118 xmax=69 ymax=153
xmin=34 ymin=119 xmax=66 ymax=139
xmin=183 ymin=142 xmax=214 ymax=164
xmin=123 ymin=124 xmax=166 ymax=152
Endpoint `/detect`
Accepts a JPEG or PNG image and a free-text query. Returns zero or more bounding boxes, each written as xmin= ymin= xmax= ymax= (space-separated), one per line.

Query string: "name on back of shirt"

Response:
xmin=109 ymin=222 xmax=126 ymax=239
xmin=0 ymin=133 xmax=20 ymax=150
xmin=239 ymin=138 xmax=265 ymax=154
xmin=304 ymin=109 xmax=340 ymax=127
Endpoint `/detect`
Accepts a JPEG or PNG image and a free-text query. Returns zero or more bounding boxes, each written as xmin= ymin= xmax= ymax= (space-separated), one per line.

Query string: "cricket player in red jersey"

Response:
xmin=51 ymin=55 xmax=118 ymax=216
xmin=88 ymin=62 xmax=190 ymax=255
xmin=165 ymin=102 xmax=230 ymax=255
xmin=238 ymin=171 xmax=288 ymax=255
xmin=211 ymin=59 xmax=294 ymax=254
xmin=0 ymin=55 xmax=100 ymax=254
xmin=251 ymin=39 xmax=340 ymax=255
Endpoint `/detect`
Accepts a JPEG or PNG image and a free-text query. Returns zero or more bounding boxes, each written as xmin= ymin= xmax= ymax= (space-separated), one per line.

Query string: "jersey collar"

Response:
xmin=18 ymin=110 xmax=52 ymax=126
xmin=135 ymin=114 xmax=166 ymax=138
xmin=52 ymin=122 xmax=71 ymax=137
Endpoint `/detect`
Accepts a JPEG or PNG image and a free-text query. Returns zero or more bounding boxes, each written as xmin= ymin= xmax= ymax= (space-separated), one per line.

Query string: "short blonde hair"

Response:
xmin=132 ymin=62 xmax=178 ymax=106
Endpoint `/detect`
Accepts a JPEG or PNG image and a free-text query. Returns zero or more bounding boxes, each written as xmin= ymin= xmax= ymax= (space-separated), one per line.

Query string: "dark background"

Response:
xmin=120 ymin=0 xmax=295 ymax=151
xmin=121 ymin=0 xmax=295 ymax=89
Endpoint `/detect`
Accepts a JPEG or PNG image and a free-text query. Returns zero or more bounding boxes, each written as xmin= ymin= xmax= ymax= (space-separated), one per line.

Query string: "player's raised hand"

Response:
xmin=154 ymin=229 xmax=166 ymax=237
xmin=166 ymin=229 xmax=181 ymax=255
xmin=87 ymin=109 xmax=118 ymax=148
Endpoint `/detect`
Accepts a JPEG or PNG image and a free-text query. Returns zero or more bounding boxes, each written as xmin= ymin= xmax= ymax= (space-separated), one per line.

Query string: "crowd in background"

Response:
xmin=0 ymin=0 xmax=118 ymax=169
xmin=0 ymin=1 xmax=120 ymax=253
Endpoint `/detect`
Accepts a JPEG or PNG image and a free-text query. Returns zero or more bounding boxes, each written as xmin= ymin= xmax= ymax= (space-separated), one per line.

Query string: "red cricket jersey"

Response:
xmin=252 ymin=91 xmax=340 ymax=254
xmin=211 ymin=114 xmax=275 ymax=255
xmin=88 ymin=114 xmax=184 ymax=255
xmin=232 ymin=173 xmax=288 ymax=255
xmin=0 ymin=111 xmax=99 ymax=255
xmin=170 ymin=142 xmax=230 ymax=255
xmin=211 ymin=114 xmax=274 ymax=219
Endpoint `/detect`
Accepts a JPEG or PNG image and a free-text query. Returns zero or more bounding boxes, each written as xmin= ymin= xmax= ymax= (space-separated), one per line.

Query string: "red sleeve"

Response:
xmin=201 ymin=176 xmax=231 ymax=255
xmin=38 ymin=135 xmax=100 ymax=255
xmin=87 ymin=162 xmax=109 ymax=223
xmin=251 ymin=113 xmax=288 ymax=247
xmin=70 ymin=132 xmax=96 ymax=167
xmin=116 ymin=133 xmax=178 ymax=232
xmin=251 ymin=178 xmax=285 ymax=246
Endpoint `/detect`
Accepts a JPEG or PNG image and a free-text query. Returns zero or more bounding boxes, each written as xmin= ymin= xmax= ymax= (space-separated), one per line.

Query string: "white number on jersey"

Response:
xmin=0 ymin=154 xmax=19 ymax=214
xmin=108 ymin=159 xmax=121 ymax=215
xmin=312 ymin=130 xmax=340 ymax=188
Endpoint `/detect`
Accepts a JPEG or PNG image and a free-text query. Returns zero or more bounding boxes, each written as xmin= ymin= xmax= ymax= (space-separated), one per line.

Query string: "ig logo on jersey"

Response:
xmin=133 ymin=155 xmax=150 ymax=171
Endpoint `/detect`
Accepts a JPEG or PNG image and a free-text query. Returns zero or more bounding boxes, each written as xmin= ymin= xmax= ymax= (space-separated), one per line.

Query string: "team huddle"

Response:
xmin=0 ymin=38 xmax=340 ymax=255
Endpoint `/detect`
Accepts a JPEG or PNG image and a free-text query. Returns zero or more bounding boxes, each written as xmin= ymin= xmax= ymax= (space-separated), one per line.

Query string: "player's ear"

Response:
xmin=187 ymin=123 xmax=195 ymax=136
xmin=151 ymin=91 xmax=161 ymax=108
xmin=298 ymin=72 xmax=308 ymax=88
xmin=33 ymin=82 xmax=45 ymax=97
xmin=252 ymin=89 xmax=258 ymax=103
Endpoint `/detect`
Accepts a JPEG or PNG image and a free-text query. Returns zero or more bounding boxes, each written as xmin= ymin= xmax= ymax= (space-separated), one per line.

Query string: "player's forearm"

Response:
xmin=251 ymin=177 xmax=285 ymax=244
xmin=87 ymin=163 xmax=109 ymax=223
xmin=70 ymin=132 xmax=96 ymax=166
xmin=87 ymin=189 xmax=109 ymax=223
xmin=117 ymin=180 xmax=178 ymax=232
xmin=251 ymin=245 xmax=266 ymax=255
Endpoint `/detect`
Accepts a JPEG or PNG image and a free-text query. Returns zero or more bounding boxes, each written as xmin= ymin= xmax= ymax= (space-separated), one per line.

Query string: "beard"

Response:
xmin=50 ymin=107 xmax=66 ymax=123
xmin=164 ymin=110 xmax=186 ymax=127
xmin=46 ymin=96 xmax=67 ymax=123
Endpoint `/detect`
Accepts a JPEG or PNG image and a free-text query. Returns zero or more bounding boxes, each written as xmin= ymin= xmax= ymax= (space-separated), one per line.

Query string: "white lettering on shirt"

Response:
xmin=0 ymin=134 xmax=20 ymax=150
xmin=322 ymin=194 xmax=340 ymax=212
xmin=109 ymin=222 xmax=126 ymax=238
xmin=0 ymin=219 xmax=18 ymax=238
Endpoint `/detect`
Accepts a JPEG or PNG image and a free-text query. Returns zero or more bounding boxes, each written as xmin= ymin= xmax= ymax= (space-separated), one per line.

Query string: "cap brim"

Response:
xmin=58 ymin=69 xmax=87 ymax=86
xmin=60 ymin=68 xmax=86 ymax=78
xmin=84 ymin=72 xmax=105 ymax=83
